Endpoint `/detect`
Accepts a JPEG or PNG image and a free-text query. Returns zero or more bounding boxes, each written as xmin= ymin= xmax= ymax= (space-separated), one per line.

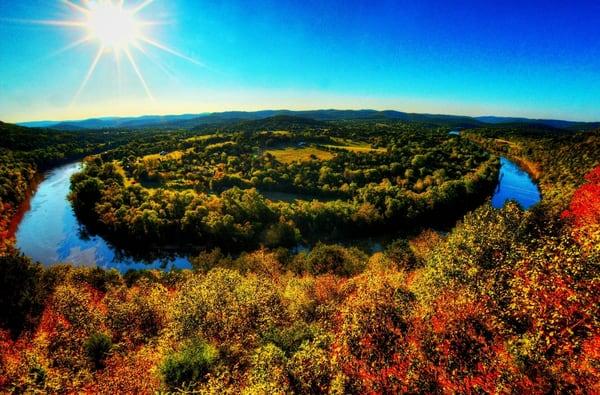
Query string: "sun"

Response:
xmin=24 ymin=0 xmax=201 ymax=103
xmin=86 ymin=1 xmax=140 ymax=50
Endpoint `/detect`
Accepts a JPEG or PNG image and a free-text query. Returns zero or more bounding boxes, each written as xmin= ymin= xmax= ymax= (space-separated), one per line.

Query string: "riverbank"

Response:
xmin=491 ymin=157 xmax=541 ymax=209
xmin=10 ymin=154 xmax=541 ymax=271
xmin=464 ymin=134 xmax=543 ymax=180
xmin=12 ymin=162 xmax=191 ymax=270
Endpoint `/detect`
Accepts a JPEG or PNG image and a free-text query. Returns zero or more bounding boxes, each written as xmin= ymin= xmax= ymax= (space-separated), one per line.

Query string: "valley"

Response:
xmin=0 ymin=115 xmax=598 ymax=393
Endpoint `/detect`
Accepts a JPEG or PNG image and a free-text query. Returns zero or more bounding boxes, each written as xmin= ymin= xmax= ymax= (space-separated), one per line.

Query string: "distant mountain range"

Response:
xmin=473 ymin=116 xmax=600 ymax=130
xmin=19 ymin=114 xmax=207 ymax=130
xmin=16 ymin=110 xmax=600 ymax=131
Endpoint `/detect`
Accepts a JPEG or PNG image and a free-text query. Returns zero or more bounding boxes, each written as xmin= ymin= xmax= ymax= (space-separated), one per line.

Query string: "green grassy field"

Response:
xmin=264 ymin=146 xmax=335 ymax=163
xmin=325 ymin=138 xmax=387 ymax=153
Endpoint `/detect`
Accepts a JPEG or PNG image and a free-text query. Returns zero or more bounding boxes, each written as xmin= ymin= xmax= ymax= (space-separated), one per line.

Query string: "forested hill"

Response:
xmin=476 ymin=115 xmax=600 ymax=130
xmin=213 ymin=115 xmax=328 ymax=132
xmin=18 ymin=109 xmax=600 ymax=131
xmin=19 ymin=109 xmax=485 ymax=130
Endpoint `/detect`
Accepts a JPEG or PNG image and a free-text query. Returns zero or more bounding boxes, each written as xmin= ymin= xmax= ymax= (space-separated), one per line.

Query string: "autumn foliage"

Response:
xmin=562 ymin=166 xmax=600 ymax=254
xmin=0 ymin=128 xmax=599 ymax=393
xmin=0 ymin=196 xmax=598 ymax=393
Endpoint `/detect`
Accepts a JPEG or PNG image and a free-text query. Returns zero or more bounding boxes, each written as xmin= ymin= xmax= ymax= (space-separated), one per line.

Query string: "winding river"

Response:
xmin=14 ymin=163 xmax=191 ymax=271
xmin=14 ymin=157 xmax=541 ymax=270
xmin=491 ymin=157 xmax=541 ymax=209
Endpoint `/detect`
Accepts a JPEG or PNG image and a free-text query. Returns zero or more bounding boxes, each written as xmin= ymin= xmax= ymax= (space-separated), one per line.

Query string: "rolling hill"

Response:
xmin=15 ymin=110 xmax=600 ymax=131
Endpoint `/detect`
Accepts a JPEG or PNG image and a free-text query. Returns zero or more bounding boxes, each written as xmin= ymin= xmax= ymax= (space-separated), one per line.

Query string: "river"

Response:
xmin=14 ymin=157 xmax=541 ymax=270
xmin=14 ymin=162 xmax=191 ymax=271
xmin=491 ymin=157 xmax=541 ymax=209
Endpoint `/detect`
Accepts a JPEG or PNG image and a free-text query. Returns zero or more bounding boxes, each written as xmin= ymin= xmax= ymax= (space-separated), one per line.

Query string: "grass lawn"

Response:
xmin=143 ymin=150 xmax=185 ymax=161
xmin=325 ymin=138 xmax=387 ymax=153
xmin=264 ymin=147 xmax=335 ymax=163
xmin=205 ymin=141 xmax=235 ymax=150
xmin=113 ymin=161 xmax=136 ymax=187
xmin=184 ymin=134 xmax=221 ymax=142
xmin=258 ymin=130 xmax=292 ymax=136
xmin=142 ymin=147 xmax=197 ymax=162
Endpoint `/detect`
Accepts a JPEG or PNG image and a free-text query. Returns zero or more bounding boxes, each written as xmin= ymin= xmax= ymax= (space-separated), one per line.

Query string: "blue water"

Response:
xmin=15 ymin=162 xmax=191 ymax=271
xmin=15 ymin=157 xmax=540 ymax=270
xmin=491 ymin=157 xmax=541 ymax=209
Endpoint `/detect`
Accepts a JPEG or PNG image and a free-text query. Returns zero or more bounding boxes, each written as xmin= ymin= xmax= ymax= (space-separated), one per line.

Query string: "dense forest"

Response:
xmin=0 ymin=118 xmax=598 ymax=393
xmin=69 ymin=122 xmax=498 ymax=251
xmin=0 ymin=122 xmax=166 ymax=253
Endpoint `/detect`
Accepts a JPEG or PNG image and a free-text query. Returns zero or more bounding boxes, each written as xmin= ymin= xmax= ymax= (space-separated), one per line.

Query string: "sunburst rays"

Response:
xmin=8 ymin=0 xmax=200 ymax=104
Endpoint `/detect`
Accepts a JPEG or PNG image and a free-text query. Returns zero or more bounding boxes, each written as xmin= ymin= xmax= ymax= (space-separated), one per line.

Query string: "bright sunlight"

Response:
xmin=21 ymin=0 xmax=201 ymax=103
xmin=86 ymin=1 xmax=140 ymax=49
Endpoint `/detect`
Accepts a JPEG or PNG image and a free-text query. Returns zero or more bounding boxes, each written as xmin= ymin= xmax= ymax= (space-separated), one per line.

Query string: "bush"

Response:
xmin=172 ymin=269 xmax=285 ymax=343
xmin=262 ymin=222 xmax=299 ymax=248
xmin=84 ymin=332 xmax=112 ymax=369
xmin=72 ymin=267 xmax=121 ymax=292
xmin=261 ymin=322 xmax=317 ymax=355
xmin=289 ymin=337 xmax=333 ymax=394
xmin=160 ymin=339 xmax=219 ymax=390
xmin=123 ymin=269 xmax=161 ymax=287
xmin=385 ymin=238 xmax=417 ymax=270
xmin=304 ymin=243 xmax=367 ymax=276
xmin=244 ymin=344 xmax=290 ymax=393
xmin=105 ymin=283 xmax=168 ymax=345
xmin=190 ymin=248 xmax=231 ymax=272
xmin=0 ymin=254 xmax=45 ymax=337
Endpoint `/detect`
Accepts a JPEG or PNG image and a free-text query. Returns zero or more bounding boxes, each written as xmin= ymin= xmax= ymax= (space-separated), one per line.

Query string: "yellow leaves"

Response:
xmin=171 ymin=269 xmax=286 ymax=344
xmin=234 ymin=249 xmax=283 ymax=281
xmin=409 ymin=229 xmax=444 ymax=263
xmin=52 ymin=283 xmax=102 ymax=333
xmin=94 ymin=345 xmax=163 ymax=394
xmin=243 ymin=344 xmax=290 ymax=393
xmin=467 ymin=267 xmax=479 ymax=278
xmin=104 ymin=282 xmax=169 ymax=346
xmin=288 ymin=336 xmax=334 ymax=393
xmin=283 ymin=276 xmax=317 ymax=322
xmin=352 ymin=202 xmax=383 ymax=226
xmin=366 ymin=252 xmax=394 ymax=272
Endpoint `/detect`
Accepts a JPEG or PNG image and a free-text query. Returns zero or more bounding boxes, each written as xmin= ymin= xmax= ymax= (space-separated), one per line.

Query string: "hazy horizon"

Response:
xmin=9 ymin=105 xmax=600 ymax=125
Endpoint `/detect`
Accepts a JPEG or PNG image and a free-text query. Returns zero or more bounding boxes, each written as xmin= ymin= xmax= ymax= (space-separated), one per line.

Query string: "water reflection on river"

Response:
xmin=492 ymin=157 xmax=541 ymax=209
xmin=15 ymin=162 xmax=191 ymax=271
xmin=15 ymin=156 xmax=541 ymax=271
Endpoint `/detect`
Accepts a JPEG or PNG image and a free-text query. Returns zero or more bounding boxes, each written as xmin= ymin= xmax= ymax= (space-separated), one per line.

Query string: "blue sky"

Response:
xmin=1 ymin=0 xmax=600 ymax=122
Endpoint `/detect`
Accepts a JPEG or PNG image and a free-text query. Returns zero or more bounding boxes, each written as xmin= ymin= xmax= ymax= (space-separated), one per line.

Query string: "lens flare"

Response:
xmin=17 ymin=0 xmax=202 ymax=103
xmin=86 ymin=2 xmax=139 ymax=49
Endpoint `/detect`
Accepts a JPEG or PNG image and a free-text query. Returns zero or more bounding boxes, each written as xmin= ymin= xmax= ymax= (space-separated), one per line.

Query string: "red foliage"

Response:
xmin=584 ymin=166 xmax=600 ymax=184
xmin=0 ymin=202 xmax=16 ymax=253
xmin=0 ymin=329 xmax=15 ymax=387
xmin=314 ymin=274 xmax=346 ymax=305
xmin=562 ymin=166 xmax=600 ymax=229
xmin=561 ymin=166 xmax=600 ymax=253
xmin=89 ymin=350 xmax=161 ymax=394
xmin=511 ymin=257 xmax=600 ymax=390
xmin=35 ymin=305 xmax=71 ymax=339
xmin=424 ymin=292 xmax=540 ymax=394
xmin=334 ymin=286 xmax=544 ymax=394
xmin=84 ymin=283 xmax=107 ymax=313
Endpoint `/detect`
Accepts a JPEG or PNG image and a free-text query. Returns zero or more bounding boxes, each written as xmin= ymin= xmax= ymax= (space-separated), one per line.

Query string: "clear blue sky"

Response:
xmin=1 ymin=0 xmax=600 ymax=122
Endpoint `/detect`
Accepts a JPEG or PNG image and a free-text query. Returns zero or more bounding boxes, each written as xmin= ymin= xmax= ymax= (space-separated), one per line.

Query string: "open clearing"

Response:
xmin=142 ymin=148 xmax=195 ymax=161
xmin=325 ymin=138 xmax=387 ymax=153
xmin=184 ymin=134 xmax=221 ymax=142
xmin=264 ymin=147 xmax=335 ymax=163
